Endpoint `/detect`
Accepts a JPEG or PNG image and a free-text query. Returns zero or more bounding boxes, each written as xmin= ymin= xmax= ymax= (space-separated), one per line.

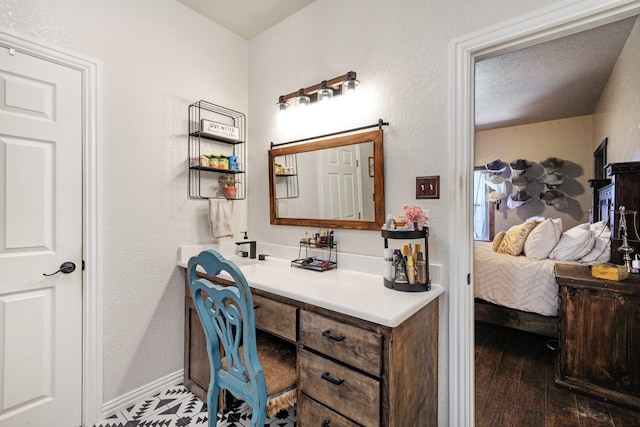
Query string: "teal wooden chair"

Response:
xmin=187 ymin=250 xmax=297 ymax=427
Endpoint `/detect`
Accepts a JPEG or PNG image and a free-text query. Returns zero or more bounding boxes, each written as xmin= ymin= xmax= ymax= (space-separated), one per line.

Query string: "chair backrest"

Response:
xmin=187 ymin=250 xmax=267 ymax=422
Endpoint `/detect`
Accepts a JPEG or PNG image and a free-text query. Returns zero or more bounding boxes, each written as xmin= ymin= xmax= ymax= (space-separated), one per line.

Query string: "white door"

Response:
xmin=319 ymin=145 xmax=363 ymax=220
xmin=0 ymin=46 xmax=82 ymax=426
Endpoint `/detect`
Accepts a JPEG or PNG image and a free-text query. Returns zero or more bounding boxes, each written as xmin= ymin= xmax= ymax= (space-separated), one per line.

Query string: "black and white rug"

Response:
xmin=92 ymin=385 xmax=296 ymax=427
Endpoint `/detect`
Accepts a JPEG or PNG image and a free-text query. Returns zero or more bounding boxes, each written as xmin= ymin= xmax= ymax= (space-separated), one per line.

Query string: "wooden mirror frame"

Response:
xmin=269 ymin=129 xmax=385 ymax=230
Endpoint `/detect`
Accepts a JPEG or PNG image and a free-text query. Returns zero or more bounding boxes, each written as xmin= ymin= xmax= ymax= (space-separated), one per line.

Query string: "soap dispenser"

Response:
xmin=236 ymin=231 xmax=249 ymax=255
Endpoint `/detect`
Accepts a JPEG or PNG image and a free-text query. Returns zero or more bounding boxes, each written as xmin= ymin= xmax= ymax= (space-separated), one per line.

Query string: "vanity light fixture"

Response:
xmin=317 ymin=80 xmax=333 ymax=102
xmin=342 ymin=71 xmax=359 ymax=93
xmin=276 ymin=71 xmax=359 ymax=111
xmin=276 ymin=95 xmax=289 ymax=112
xmin=294 ymin=88 xmax=310 ymax=108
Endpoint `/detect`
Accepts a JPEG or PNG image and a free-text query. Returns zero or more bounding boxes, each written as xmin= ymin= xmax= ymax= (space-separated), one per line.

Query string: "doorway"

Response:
xmin=0 ymin=30 xmax=101 ymax=426
xmin=448 ymin=1 xmax=640 ymax=424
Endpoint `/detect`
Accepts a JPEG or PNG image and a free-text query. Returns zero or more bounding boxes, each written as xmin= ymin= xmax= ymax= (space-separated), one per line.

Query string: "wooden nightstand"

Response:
xmin=555 ymin=263 xmax=640 ymax=410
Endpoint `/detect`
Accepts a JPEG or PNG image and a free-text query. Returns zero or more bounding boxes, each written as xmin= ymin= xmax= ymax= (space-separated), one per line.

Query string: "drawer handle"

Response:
xmin=322 ymin=330 xmax=345 ymax=342
xmin=321 ymin=372 xmax=345 ymax=386
xmin=321 ymin=420 xmax=330 ymax=427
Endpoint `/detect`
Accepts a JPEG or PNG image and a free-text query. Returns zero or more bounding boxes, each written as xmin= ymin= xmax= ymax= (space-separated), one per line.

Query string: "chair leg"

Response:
xmin=208 ymin=386 xmax=220 ymax=427
xmin=250 ymin=401 xmax=267 ymax=427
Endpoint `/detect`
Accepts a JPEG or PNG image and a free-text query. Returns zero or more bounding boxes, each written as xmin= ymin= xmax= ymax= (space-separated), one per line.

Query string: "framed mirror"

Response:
xmin=269 ymin=129 xmax=384 ymax=230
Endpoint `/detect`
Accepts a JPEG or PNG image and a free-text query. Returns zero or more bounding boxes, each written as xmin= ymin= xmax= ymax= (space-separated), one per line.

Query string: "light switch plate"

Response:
xmin=416 ymin=176 xmax=439 ymax=199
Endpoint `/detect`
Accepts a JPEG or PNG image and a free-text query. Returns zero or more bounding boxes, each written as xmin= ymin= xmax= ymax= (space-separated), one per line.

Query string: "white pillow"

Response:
xmin=580 ymin=221 xmax=611 ymax=264
xmin=524 ymin=218 xmax=562 ymax=260
xmin=549 ymin=223 xmax=595 ymax=261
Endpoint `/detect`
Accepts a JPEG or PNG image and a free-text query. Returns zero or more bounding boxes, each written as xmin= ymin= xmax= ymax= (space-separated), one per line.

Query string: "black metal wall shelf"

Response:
xmin=188 ymin=100 xmax=246 ymax=200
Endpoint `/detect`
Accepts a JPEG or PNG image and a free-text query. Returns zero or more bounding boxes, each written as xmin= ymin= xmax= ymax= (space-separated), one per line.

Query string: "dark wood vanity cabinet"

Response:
xmin=596 ymin=161 xmax=640 ymax=265
xmin=184 ymin=273 xmax=440 ymax=426
xmin=555 ymin=264 xmax=640 ymax=410
xmin=295 ymin=300 xmax=440 ymax=426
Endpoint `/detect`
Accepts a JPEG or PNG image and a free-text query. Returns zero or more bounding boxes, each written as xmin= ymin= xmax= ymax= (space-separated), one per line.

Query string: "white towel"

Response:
xmin=209 ymin=198 xmax=233 ymax=239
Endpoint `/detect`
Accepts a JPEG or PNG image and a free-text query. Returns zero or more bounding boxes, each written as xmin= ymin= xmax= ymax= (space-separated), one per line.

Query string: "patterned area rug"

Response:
xmin=91 ymin=385 xmax=296 ymax=427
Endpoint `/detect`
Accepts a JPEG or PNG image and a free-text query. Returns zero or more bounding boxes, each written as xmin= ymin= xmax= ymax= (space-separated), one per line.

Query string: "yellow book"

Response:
xmin=591 ymin=263 xmax=629 ymax=281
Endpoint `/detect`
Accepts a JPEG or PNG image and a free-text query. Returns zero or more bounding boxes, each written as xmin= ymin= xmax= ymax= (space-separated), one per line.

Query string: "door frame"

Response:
xmin=0 ymin=30 xmax=102 ymax=426
xmin=448 ymin=0 xmax=640 ymax=424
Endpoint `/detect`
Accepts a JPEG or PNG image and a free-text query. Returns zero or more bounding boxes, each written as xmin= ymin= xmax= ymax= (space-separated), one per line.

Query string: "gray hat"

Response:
xmin=485 ymin=159 xmax=508 ymax=174
xmin=539 ymin=190 xmax=568 ymax=209
xmin=540 ymin=172 xmax=564 ymax=188
xmin=510 ymin=159 xmax=531 ymax=172
xmin=507 ymin=190 xmax=532 ymax=209
xmin=511 ymin=174 xmax=529 ymax=188
xmin=540 ymin=157 xmax=564 ymax=172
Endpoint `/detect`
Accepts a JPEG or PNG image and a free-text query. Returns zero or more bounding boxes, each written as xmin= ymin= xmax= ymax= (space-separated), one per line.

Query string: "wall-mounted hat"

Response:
xmin=507 ymin=190 xmax=532 ymax=209
xmin=539 ymin=190 xmax=568 ymax=210
xmin=509 ymin=159 xmax=531 ymax=175
xmin=487 ymin=190 xmax=506 ymax=210
xmin=540 ymin=172 xmax=564 ymax=189
xmin=540 ymin=157 xmax=564 ymax=172
xmin=511 ymin=174 xmax=529 ymax=189
xmin=487 ymin=174 xmax=505 ymax=185
xmin=485 ymin=159 xmax=508 ymax=174
xmin=487 ymin=191 xmax=506 ymax=202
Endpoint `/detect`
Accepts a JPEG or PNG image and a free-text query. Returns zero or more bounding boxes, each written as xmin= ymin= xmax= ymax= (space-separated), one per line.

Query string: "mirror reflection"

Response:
xmin=269 ymin=130 xmax=384 ymax=230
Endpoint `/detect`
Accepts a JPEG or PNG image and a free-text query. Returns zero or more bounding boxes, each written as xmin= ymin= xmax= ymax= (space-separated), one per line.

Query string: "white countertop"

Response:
xmin=178 ymin=243 xmax=443 ymax=328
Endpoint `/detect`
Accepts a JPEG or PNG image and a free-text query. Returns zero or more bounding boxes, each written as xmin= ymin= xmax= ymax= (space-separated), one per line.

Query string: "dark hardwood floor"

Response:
xmin=475 ymin=322 xmax=640 ymax=426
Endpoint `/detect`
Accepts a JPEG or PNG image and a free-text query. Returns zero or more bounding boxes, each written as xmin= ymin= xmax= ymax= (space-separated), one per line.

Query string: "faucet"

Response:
xmin=235 ymin=239 xmax=257 ymax=259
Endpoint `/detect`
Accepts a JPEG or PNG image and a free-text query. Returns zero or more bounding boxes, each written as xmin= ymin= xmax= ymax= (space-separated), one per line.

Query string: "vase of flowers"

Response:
xmin=403 ymin=205 xmax=428 ymax=230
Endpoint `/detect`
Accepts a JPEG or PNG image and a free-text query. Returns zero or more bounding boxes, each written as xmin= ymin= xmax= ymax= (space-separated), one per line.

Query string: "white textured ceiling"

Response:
xmin=475 ymin=17 xmax=637 ymax=130
xmin=176 ymin=0 xmax=316 ymax=40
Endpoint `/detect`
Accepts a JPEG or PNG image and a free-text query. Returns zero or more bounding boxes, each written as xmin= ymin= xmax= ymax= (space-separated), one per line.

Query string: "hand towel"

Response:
xmin=209 ymin=198 xmax=233 ymax=239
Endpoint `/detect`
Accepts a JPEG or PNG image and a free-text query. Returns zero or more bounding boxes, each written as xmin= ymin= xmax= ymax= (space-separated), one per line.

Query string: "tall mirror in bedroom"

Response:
xmin=268 ymin=129 xmax=384 ymax=231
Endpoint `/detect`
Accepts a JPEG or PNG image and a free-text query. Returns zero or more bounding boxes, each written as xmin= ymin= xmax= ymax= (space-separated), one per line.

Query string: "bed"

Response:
xmin=474 ymin=219 xmax=611 ymax=338
xmin=474 ymin=241 xmax=560 ymax=337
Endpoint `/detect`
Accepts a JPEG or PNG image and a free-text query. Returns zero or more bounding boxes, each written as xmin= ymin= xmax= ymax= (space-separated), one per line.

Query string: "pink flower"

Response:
xmin=403 ymin=205 xmax=428 ymax=229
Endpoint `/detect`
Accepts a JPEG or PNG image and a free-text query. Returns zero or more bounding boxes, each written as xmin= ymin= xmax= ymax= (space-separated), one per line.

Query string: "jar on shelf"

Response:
xmin=209 ymin=155 xmax=219 ymax=169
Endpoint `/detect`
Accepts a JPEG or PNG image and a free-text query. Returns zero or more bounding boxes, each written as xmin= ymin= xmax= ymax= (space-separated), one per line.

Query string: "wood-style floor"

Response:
xmin=475 ymin=322 xmax=640 ymax=426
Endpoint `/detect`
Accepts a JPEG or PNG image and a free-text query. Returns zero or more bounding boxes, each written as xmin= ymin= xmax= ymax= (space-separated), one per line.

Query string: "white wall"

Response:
xmin=593 ymin=16 xmax=640 ymax=162
xmin=246 ymin=0 xmax=561 ymax=424
xmin=0 ymin=0 xmax=249 ymax=403
xmin=476 ymin=115 xmax=594 ymax=233
xmin=248 ymin=0 xmax=560 ymax=256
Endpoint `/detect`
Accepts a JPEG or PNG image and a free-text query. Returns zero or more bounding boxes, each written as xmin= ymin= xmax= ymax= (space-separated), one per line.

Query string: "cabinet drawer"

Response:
xmin=299 ymin=310 xmax=382 ymax=376
xmin=299 ymin=348 xmax=380 ymax=427
xmin=253 ymin=294 xmax=297 ymax=342
xmin=298 ymin=393 xmax=361 ymax=427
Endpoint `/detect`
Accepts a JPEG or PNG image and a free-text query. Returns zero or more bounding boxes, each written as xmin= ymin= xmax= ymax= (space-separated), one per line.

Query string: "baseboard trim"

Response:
xmin=101 ymin=370 xmax=184 ymax=418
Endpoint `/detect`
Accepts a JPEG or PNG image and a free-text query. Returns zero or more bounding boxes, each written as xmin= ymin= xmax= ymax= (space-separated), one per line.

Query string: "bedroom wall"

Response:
xmin=475 ymin=115 xmax=594 ymax=233
xmin=0 ymin=0 xmax=249 ymax=404
xmin=593 ymin=16 xmax=640 ymax=163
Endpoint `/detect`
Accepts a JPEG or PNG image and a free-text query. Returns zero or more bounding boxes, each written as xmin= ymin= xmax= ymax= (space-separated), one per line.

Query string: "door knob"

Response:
xmin=43 ymin=262 xmax=76 ymax=276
